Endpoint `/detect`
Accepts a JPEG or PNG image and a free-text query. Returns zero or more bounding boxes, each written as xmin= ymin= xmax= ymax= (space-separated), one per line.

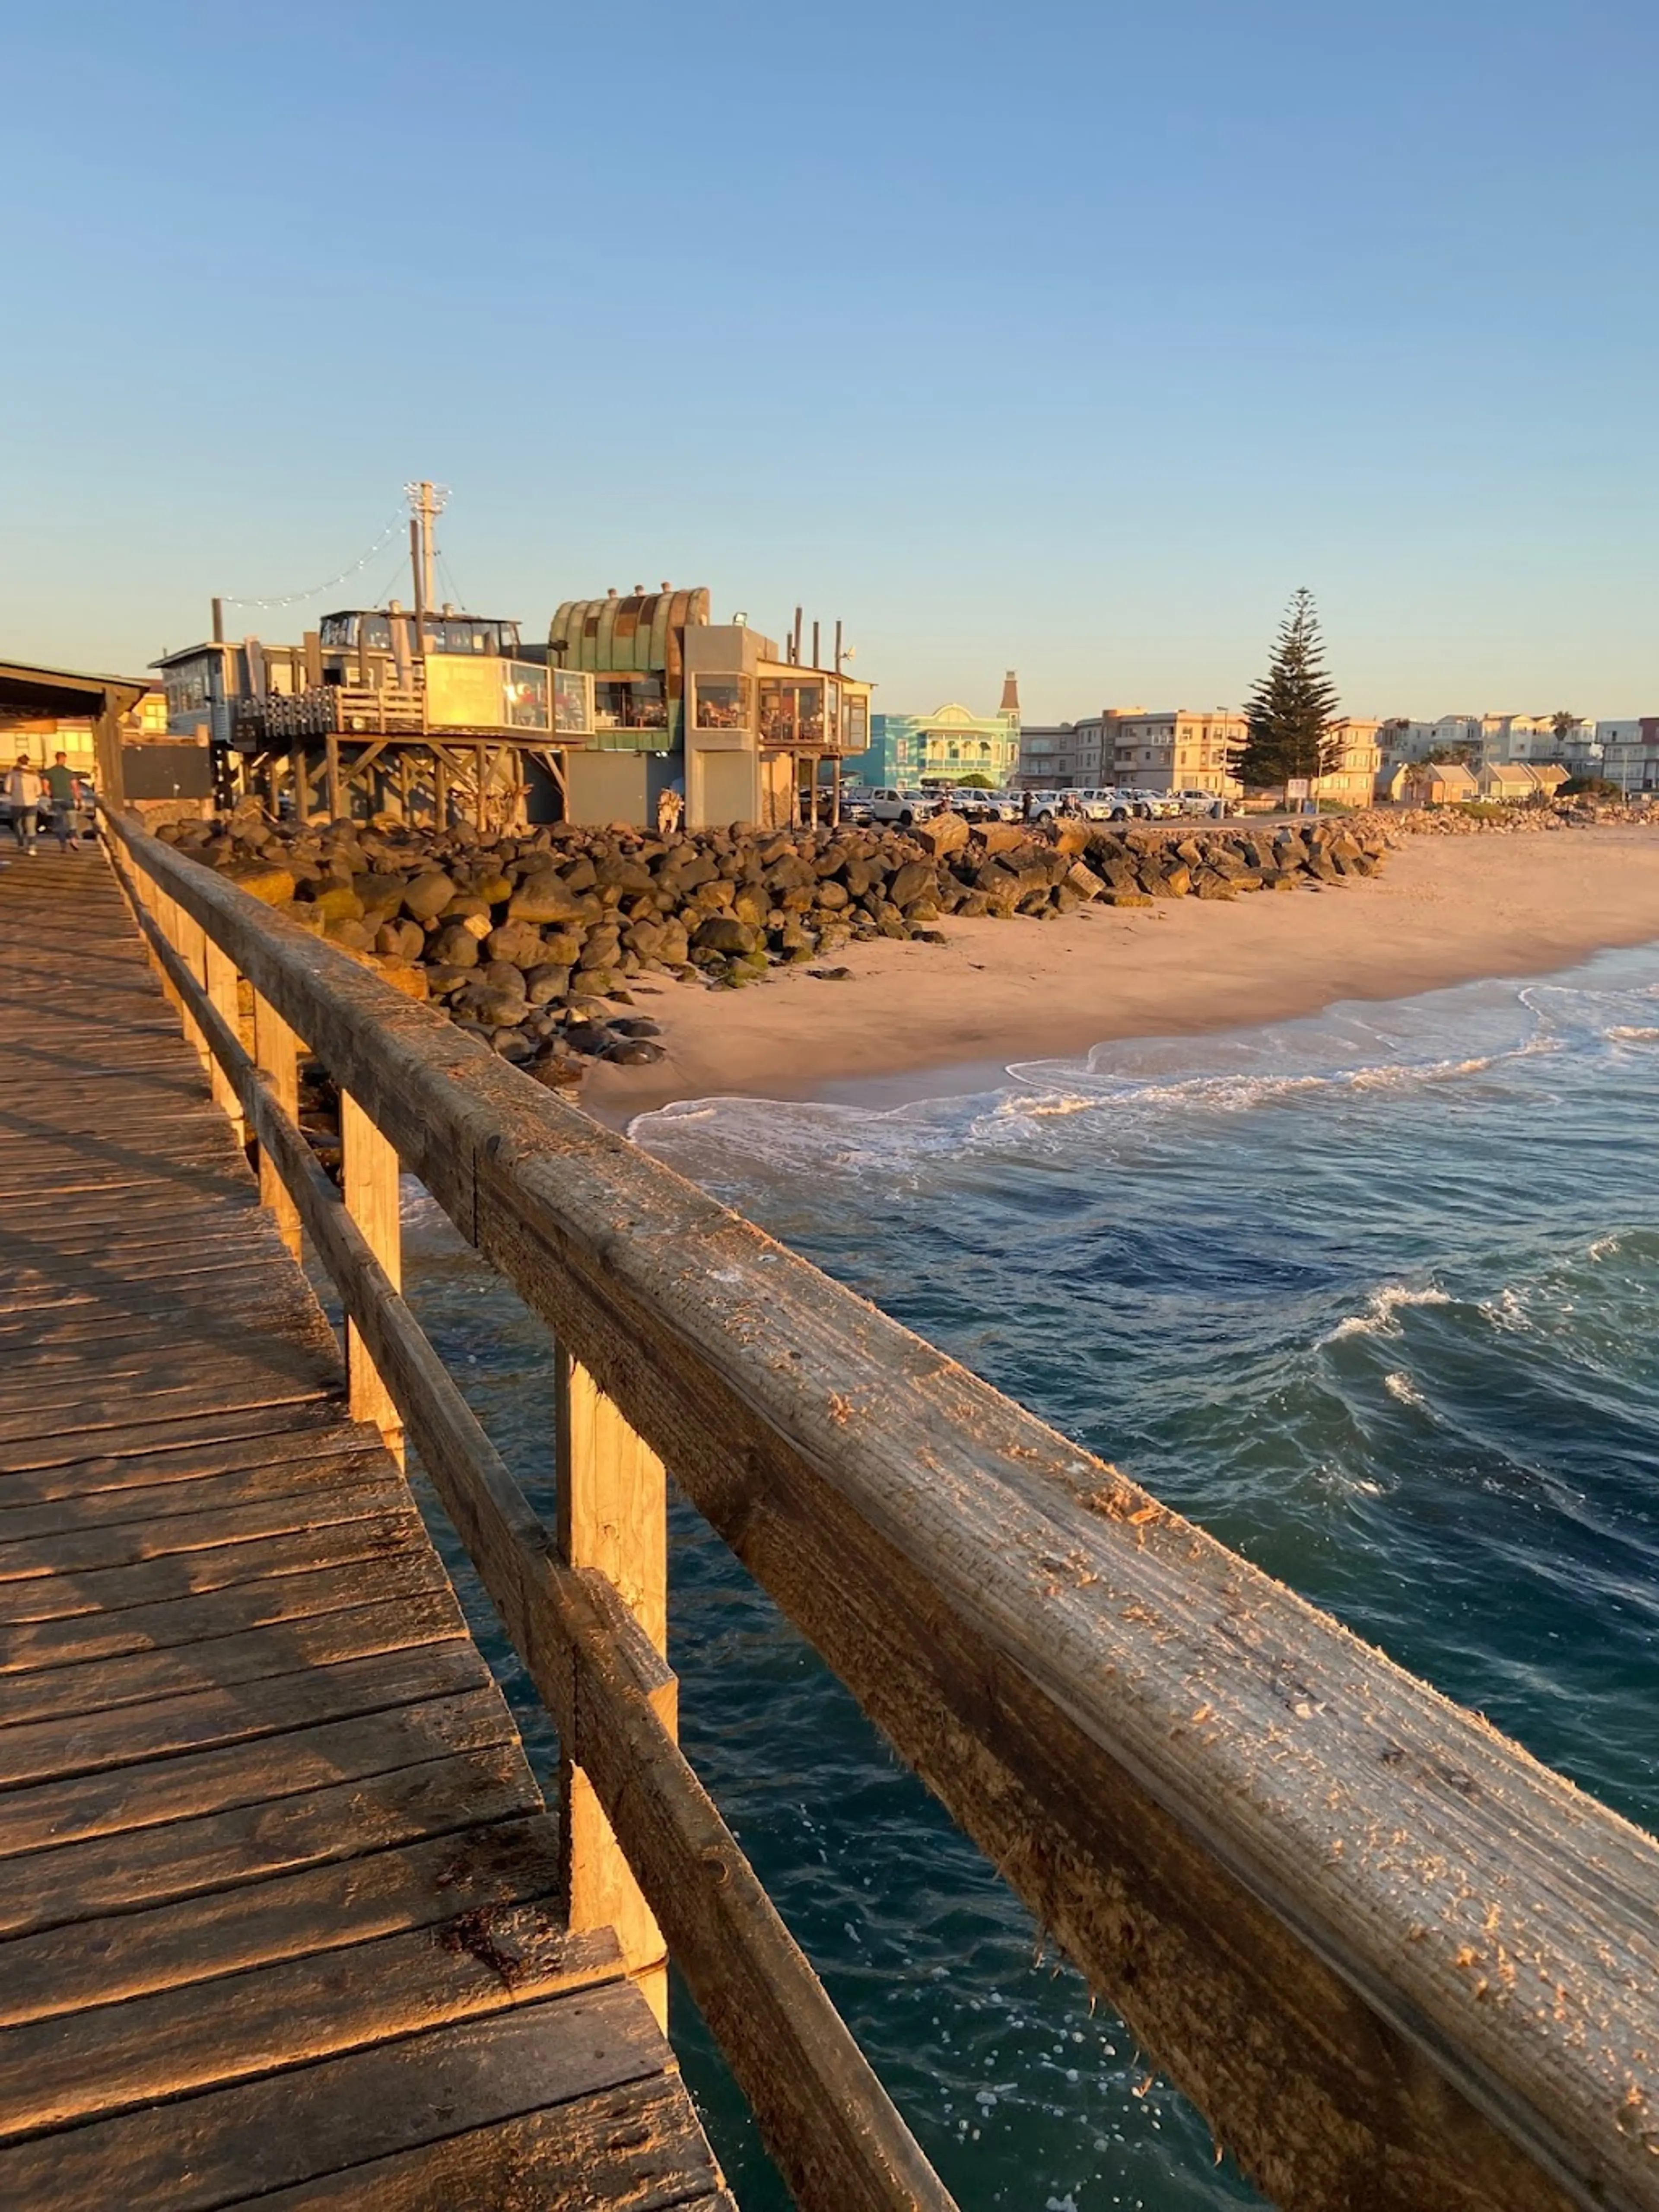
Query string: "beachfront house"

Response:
xmin=549 ymin=588 xmax=874 ymax=832
xmin=1476 ymin=761 xmax=1569 ymax=803
xmin=1400 ymin=761 xmax=1479 ymax=805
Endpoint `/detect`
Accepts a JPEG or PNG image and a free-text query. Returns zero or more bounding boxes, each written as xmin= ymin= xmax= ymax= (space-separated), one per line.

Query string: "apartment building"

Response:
xmin=1017 ymin=722 xmax=1093 ymax=789
xmin=1103 ymin=709 xmax=1246 ymax=798
xmin=1319 ymin=718 xmax=1382 ymax=805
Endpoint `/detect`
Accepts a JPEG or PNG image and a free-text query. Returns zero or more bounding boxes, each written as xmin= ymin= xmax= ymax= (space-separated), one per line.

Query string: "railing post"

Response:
xmin=200 ymin=936 xmax=246 ymax=1143
xmin=556 ymin=1350 xmax=671 ymax=2027
xmin=160 ymin=892 xmax=213 ymax=1073
xmin=340 ymin=1089 xmax=404 ymax=1462
xmin=252 ymin=991 xmax=303 ymax=1259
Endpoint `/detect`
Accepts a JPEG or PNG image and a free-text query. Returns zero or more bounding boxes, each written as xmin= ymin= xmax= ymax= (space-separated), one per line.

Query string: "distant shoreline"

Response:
xmin=583 ymin=827 xmax=1659 ymax=1124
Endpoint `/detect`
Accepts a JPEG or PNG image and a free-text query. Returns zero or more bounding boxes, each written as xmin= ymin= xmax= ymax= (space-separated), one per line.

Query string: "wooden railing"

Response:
xmin=102 ymin=809 xmax=1659 ymax=2212
xmin=237 ymin=684 xmax=428 ymax=744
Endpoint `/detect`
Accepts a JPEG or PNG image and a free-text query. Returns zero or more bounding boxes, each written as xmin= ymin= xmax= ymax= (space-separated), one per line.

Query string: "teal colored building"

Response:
xmin=850 ymin=674 xmax=1022 ymax=787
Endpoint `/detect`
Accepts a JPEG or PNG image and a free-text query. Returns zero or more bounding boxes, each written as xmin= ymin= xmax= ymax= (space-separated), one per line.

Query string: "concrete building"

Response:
xmin=1377 ymin=717 xmax=1482 ymax=774
xmin=858 ymin=674 xmax=1022 ymax=789
xmin=1319 ymin=719 xmax=1382 ymax=807
xmin=1102 ymin=709 xmax=1246 ymax=799
xmin=1480 ymin=714 xmax=1601 ymax=776
xmin=550 ymin=588 xmax=873 ymax=831
xmin=1017 ymin=722 xmax=1092 ymax=790
xmin=1595 ymin=719 xmax=1659 ymax=793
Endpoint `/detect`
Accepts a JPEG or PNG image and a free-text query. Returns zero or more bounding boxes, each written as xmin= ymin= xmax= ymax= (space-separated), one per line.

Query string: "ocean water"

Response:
xmin=400 ymin=942 xmax=1659 ymax=2212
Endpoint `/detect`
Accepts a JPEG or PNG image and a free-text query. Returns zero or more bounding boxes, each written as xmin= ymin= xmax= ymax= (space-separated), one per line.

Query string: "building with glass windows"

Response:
xmin=852 ymin=674 xmax=1022 ymax=789
xmin=549 ymin=586 xmax=873 ymax=829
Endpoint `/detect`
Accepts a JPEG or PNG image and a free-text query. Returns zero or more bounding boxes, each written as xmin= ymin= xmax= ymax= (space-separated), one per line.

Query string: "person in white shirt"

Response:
xmin=5 ymin=755 xmax=44 ymax=854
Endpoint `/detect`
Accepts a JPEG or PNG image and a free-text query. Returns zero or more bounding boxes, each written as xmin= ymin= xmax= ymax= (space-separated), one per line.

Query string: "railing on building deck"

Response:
xmin=237 ymin=684 xmax=429 ymax=744
xmin=103 ymin=805 xmax=1659 ymax=2212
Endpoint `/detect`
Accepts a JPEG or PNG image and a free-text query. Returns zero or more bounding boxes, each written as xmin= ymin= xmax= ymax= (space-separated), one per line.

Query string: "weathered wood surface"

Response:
xmin=115 ymin=815 xmax=1659 ymax=2212
xmin=0 ymin=851 xmax=730 ymax=2211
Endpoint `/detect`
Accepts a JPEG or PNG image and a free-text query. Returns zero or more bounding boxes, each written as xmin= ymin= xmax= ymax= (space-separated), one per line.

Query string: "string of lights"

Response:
xmin=219 ymin=512 xmax=407 ymax=611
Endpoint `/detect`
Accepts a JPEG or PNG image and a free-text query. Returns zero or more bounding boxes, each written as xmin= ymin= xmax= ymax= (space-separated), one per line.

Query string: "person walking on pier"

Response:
xmin=44 ymin=753 xmax=84 ymax=851
xmin=5 ymin=755 xmax=44 ymax=855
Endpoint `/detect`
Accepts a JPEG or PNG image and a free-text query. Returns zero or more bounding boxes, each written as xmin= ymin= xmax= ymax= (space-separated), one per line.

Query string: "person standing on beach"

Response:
xmin=43 ymin=753 xmax=83 ymax=850
xmin=5 ymin=755 xmax=44 ymax=855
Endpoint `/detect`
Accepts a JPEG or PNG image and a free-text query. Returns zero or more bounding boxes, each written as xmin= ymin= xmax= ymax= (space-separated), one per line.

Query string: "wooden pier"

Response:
xmin=0 ymin=850 xmax=731 ymax=2209
xmin=2 ymin=815 xmax=1656 ymax=2212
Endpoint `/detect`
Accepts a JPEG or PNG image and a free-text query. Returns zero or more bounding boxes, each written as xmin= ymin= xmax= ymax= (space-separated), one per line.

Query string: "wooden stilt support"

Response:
xmin=475 ymin=742 xmax=489 ymax=833
xmin=340 ymin=1091 xmax=404 ymax=1461
xmin=556 ymin=1350 xmax=671 ymax=2028
xmin=325 ymin=733 xmax=345 ymax=823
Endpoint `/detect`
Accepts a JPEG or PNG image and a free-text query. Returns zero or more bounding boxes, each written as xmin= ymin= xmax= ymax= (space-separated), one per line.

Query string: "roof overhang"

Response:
xmin=0 ymin=658 xmax=151 ymax=722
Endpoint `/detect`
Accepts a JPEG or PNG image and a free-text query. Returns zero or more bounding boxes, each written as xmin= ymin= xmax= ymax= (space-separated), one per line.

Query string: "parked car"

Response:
xmin=1173 ymin=788 xmax=1230 ymax=818
xmin=860 ymin=786 xmax=939 ymax=828
xmin=943 ymin=787 xmax=1020 ymax=823
xmin=1024 ymin=789 xmax=1075 ymax=822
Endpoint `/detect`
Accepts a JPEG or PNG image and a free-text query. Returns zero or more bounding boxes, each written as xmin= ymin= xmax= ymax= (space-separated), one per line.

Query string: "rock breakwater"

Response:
xmin=152 ymin=811 xmax=1390 ymax=1086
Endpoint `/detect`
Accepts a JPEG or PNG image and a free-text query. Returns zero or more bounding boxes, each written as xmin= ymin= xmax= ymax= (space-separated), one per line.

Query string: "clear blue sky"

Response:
xmin=7 ymin=0 xmax=1655 ymax=721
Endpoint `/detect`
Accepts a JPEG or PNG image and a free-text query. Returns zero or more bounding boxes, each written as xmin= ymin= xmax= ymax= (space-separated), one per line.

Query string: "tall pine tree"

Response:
xmin=1236 ymin=588 xmax=1341 ymax=789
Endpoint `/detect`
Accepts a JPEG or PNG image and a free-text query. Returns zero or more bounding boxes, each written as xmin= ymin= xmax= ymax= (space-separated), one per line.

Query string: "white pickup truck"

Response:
xmin=844 ymin=787 xmax=939 ymax=828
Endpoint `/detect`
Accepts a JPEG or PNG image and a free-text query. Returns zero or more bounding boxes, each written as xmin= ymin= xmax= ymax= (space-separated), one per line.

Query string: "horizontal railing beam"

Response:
xmin=105 ymin=811 xmax=1659 ymax=2212
xmin=103 ymin=826 xmax=953 ymax=2212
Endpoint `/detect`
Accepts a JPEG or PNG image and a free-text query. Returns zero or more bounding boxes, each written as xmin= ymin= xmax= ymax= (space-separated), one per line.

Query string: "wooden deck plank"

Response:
xmin=0 ymin=1684 xmax=515 ymax=1857
xmin=0 ymin=1817 xmax=562 ymax=2026
xmin=0 ymin=1986 xmax=669 ymax=2212
xmin=0 ymin=1639 xmax=490 ymax=1791
xmin=0 ymin=1400 xmax=356 ymax=1483
xmin=0 ymin=1511 xmax=428 ymax=1623
xmin=0 ymin=1469 xmax=412 ymax=1579
xmin=0 ymin=848 xmax=723 ymax=2210
xmin=0 ymin=1549 xmax=449 ymax=1673
xmin=0 ymin=1905 xmax=620 ymax=2139
xmin=0 ymin=1446 xmax=387 ymax=1533
xmin=225 ymin=2077 xmax=736 ymax=2212
xmin=0 ymin=1745 xmax=539 ymax=1938
xmin=0 ymin=1591 xmax=470 ymax=1724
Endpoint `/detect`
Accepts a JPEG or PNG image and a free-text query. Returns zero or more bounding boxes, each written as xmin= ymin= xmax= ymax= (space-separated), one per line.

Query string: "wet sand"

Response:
xmin=582 ymin=828 xmax=1659 ymax=1120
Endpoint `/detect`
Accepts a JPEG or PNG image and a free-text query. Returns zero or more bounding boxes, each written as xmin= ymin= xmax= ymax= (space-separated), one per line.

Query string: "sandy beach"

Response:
xmin=582 ymin=826 xmax=1659 ymax=1118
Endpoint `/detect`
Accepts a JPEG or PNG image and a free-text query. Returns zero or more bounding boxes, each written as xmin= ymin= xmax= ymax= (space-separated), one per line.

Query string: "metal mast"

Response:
xmin=404 ymin=481 xmax=447 ymax=614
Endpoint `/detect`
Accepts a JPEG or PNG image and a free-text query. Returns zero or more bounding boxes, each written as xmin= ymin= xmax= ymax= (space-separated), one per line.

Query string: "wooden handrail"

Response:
xmin=103 ymin=812 xmax=1659 ymax=2212
xmin=104 ymin=823 xmax=954 ymax=2212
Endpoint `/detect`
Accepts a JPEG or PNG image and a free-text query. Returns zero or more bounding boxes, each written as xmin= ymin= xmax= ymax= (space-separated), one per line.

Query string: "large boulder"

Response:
xmin=223 ymin=861 xmax=296 ymax=907
xmin=915 ymin=810 xmax=970 ymax=858
xmin=692 ymin=916 xmax=759 ymax=955
xmin=888 ymin=860 xmax=937 ymax=908
xmin=401 ymin=870 xmax=456 ymax=922
xmin=428 ymin=922 xmax=482 ymax=968
xmin=484 ymin=918 xmax=547 ymax=968
xmin=508 ymin=872 xmax=588 ymax=926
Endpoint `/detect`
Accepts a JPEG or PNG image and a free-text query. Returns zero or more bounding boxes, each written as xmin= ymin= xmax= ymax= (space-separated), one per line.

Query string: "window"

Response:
xmin=695 ymin=676 xmax=752 ymax=730
xmin=595 ymin=676 xmax=668 ymax=731
xmin=758 ymin=678 xmax=825 ymax=746
xmin=502 ymin=663 xmax=550 ymax=730
xmin=844 ymin=697 xmax=868 ymax=749
xmin=553 ymin=670 xmax=591 ymax=735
